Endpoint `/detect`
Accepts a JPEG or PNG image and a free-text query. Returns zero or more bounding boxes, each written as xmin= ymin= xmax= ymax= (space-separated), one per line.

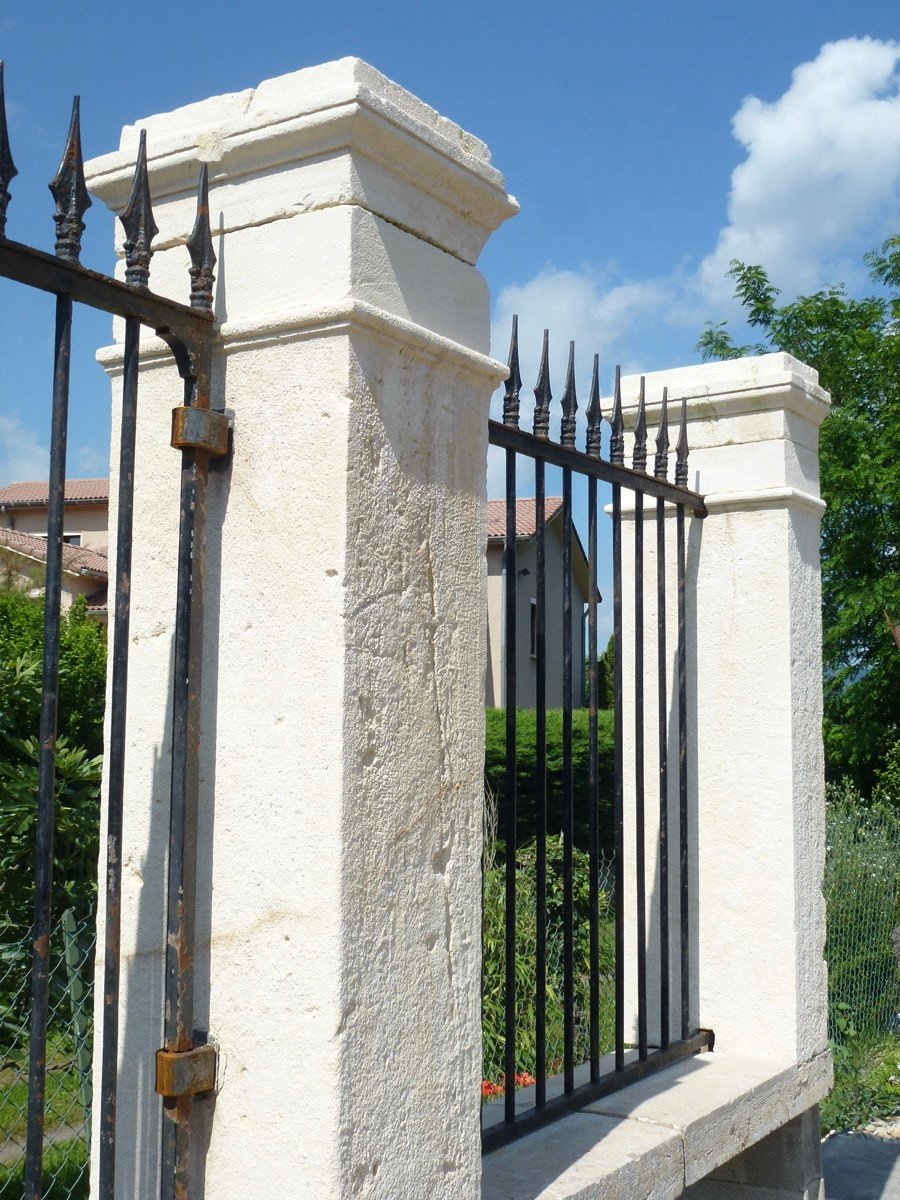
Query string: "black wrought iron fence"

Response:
xmin=0 ymin=61 xmax=227 ymax=1200
xmin=481 ymin=318 xmax=711 ymax=1151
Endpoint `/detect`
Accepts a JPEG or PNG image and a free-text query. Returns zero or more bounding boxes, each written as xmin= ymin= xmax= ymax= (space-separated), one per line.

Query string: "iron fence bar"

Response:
xmin=481 ymin=1029 xmax=713 ymax=1154
xmin=0 ymin=238 xmax=212 ymax=343
xmin=634 ymin=491 xmax=649 ymax=1060
xmin=487 ymin=420 xmax=706 ymax=515
xmin=534 ymin=457 xmax=547 ymax=1107
xmin=585 ymin=354 xmax=601 ymax=1083
xmin=610 ymin=367 xmax=626 ymax=1074
xmin=160 ymin=164 xmax=217 ymax=1200
xmin=587 ymin=472 xmax=600 ymax=1080
xmin=677 ymin=502 xmax=690 ymax=1041
xmin=560 ymin=343 xmax=578 ymax=1094
xmin=561 ymin=461 xmax=575 ymax=1092
xmin=97 ymin=312 xmax=140 ymax=1200
xmin=656 ymin=494 xmax=670 ymax=1051
xmin=655 ymin=391 xmax=671 ymax=1052
xmin=502 ymin=445 xmax=517 ymax=1124
xmin=24 ymin=291 xmax=72 ymax=1200
xmin=632 ymin=378 xmax=649 ymax=1060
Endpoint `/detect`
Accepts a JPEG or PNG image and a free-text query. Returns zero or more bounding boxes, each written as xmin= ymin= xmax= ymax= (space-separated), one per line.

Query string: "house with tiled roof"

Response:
xmin=0 ymin=480 xmax=595 ymax=692
xmin=486 ymin=498 xmax=595 ymax=708
xmin=0 ymin=479 xmax=110 ymax=621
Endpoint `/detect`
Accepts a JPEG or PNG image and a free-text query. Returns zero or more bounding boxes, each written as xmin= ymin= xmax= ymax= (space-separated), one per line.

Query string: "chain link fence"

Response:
xmin=825 ymin=791 xmax=900 ymax=1041
xmin=821 ymin=787 xmax=900 ymax=1132
xmin=0 ymin=911 xmax=94 ymax=1199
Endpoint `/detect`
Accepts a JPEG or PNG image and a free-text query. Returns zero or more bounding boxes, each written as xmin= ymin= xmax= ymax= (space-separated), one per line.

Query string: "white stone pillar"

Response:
xmin=85 ymin=59 xmax=516 ymax=1198
xmin=617 ymin=355 xmax=831 ymax=1063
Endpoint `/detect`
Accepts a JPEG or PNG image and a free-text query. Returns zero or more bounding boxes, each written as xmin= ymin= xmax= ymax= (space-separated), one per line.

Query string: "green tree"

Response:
xmin=0 ymin=589 xmax=105 ymax=945
xmin=698 ymin=239 xmax=900 ymax=787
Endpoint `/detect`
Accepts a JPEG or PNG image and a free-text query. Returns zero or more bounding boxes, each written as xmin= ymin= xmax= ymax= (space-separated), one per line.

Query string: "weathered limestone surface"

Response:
xmin=684 ymin=1108 xmax=825 ymax=1199
xmin=85 ymin=59 xmax=515 ymax=1199
xmin=482 ymin=1054 xmax=831 ymax=1200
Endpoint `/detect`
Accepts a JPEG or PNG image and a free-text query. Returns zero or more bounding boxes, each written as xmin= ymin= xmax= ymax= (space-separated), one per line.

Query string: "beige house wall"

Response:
xmin=3 ymin=502 xmax=109 ymax=551
xmin=486 ymin=519 xmax=591 ymax=709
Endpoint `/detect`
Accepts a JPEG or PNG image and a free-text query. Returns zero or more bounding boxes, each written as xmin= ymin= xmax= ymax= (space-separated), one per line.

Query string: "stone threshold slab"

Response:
xmin=481 ymin=1050 xmax=832 ymax=1200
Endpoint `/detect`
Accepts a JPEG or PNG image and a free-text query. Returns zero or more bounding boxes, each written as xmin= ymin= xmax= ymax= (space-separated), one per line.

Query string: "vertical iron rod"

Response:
xmin=561 ymin=465 xmax=574 ymax=1092
xmin=162 ymin=348 xmax=212 ymax=1200
xmin=587 ymin=474 xmax=600 ymax=1079
xmin=634 ymin=492 xmax=648 ymax=1059
xmin=534 ymin=460 xmax=547 ymax=1106
xmin=611 ymin=481 xmax=625 ymax=1072
xmin=24 ymin=292 xmax=72 ymax=1200
xmin=503 ymin=447 xmax=517 ymax=1124
xmin=97 ymin=314 xmax=140 ymax=1200
xmin=677 ymin=503 xmax=689 ymax=1040
xmin=656 ymin=495 xmax=670 ymax=1050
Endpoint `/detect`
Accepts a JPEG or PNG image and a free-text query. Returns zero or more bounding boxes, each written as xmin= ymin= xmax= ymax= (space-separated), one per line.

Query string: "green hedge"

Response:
xmin=485 ymin=708 xmax=615 ymax=859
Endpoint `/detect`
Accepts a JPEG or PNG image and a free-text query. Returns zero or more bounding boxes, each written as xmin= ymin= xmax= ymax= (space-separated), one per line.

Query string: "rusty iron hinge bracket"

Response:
xmin=171 ymin=406 xmax=230 ymax=457
xmin=155 ymin=1044 xmax=217 ymax=1099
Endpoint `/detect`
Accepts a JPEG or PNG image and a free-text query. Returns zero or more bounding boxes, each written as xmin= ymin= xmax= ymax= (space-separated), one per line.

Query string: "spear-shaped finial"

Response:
xmin=120 ymin=130 xmax=158 ymax=288
xmin=0 ymin=62 xmax=17 ymax=238
xmin=654 ymin=387 xmax=670 ymax=479
xmin=49 ymin=96 xmax=91 ymax=263
xmin=675 ymin=394 xmax=689 ymax=486
xmin=610 ymin=365 xmax=624 ymax=465
xmin=585 ymin=354 xmax=601 ymax=457
xmin=533 ymin=329 xmax=551 ymax=440
xmin=560 ymin=341 xmax=577 ymax=447
xmin=503 ymin=315 xmax=522 ymax=427
xmin=632 ymin=376 xmax=648 ymax=471
xmin=187 ymin=162 xmax=216 ymax=311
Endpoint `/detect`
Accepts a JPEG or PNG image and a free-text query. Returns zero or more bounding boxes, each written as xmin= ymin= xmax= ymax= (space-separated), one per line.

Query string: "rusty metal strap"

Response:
xmin=171 ymin=407 xmax=230 ymax=457
xmin=155 ymin=1045 xmax=217 ymax=1099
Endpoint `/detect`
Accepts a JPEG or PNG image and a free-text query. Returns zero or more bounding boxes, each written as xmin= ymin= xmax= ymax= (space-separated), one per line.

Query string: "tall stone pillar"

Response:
xmin=86 ymin=59 xmax=516 ymax=1198
xmin=618 ymin=355 xmax=831 ymax=1197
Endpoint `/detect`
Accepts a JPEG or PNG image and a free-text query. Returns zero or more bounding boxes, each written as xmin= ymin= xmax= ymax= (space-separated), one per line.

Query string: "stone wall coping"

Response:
xmin=603 ymin=354 xmax=831 ymax=429
xmin=84 ymin=57 xmax=519 ymax=262
xmin=481 ymin=1050 xmax=832 ymax=1199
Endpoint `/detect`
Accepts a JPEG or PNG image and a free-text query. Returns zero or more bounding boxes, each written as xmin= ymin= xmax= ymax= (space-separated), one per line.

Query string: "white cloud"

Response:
xmin=0 ymin=413 xmax=50 ymax=485
xmin=0 ymin=412 xmax=108 ymax=487
xmin=698 ymin=37 xmax=900 ymax=300
xmin=490 ymin=36 xmax=900 ymax=426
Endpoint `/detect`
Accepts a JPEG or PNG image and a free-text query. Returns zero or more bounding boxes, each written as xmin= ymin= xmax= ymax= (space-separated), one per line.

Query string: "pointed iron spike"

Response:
xmin=502 ymin=314 xmax=523 ymax=427
xmin=49 ymin=95 xmax=91 ymax=263
xmin=0 ymin=62 xmax=18 ymax=238
xmin=187 ymin=162 xmax=216 ymax=311
xmin=532 ymin=328 xmax=552 ymax=440
xmin=654 ymin=386 xmax=671 ymax=480
xmin=585 ymin=353 xmax=601 ymax=457
xmin=675 ymin=393 xmax=689 ymax=487
xmin=120 ymin=130 xmax=159 ymax=289
xmin=610 ymin=364 xmax=624 ymax=466
xmin=633 ymin=376 xmax=648 ymax=472
xmin=560 ymin=340 xmax=577 ymax=448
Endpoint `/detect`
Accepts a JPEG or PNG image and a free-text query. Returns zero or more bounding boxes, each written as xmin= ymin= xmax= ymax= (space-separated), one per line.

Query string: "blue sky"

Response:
xmin=1 ymin=3 xmax=898 ymax=632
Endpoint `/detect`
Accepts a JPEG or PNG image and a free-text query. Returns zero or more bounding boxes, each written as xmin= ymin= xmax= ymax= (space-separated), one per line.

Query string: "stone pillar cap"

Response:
xmin=85 ymin=57 xmax=518 ymax=264
xmin=610 ymin=353 xmax=831 ymax=427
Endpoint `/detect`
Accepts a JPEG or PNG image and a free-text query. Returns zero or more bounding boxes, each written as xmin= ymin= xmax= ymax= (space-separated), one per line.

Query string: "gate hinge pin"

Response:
xmin=155 ymin=1044 xmax=217 ymax=1098
xmin=171 ymin=406 xmax=230 ymax=457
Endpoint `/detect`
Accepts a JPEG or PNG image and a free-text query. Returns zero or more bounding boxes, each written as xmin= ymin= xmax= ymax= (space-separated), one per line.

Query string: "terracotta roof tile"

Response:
xmin=0 ymin=527 xmax=108 ymax=577
xmin=486 ymin=497 xmax=564 ymax=540
xmin=0 ymin=478 xmax=109 ymax=507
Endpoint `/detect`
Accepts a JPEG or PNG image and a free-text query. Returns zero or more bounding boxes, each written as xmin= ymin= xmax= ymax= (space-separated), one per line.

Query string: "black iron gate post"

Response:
xmin=0 ymin=64 xmax=227 ymax=1200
